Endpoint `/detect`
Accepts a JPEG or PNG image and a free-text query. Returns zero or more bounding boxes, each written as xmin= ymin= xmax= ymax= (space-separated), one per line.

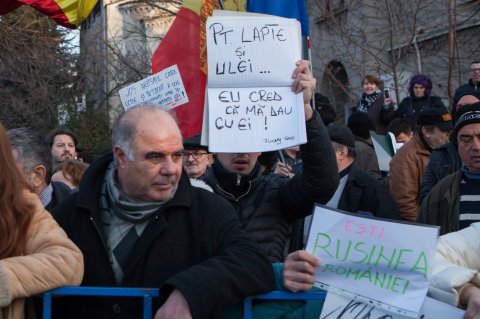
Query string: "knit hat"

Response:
xmin=347 ymin=111 xmax=375 ymax=139
xmin=183 ymin=134 xmax=208 ymax=151
xmin=416 ymin=108 xmax=453 ymax=131
xmin=327 ymin=125 xmax=355 ymax=148
xmin=454 ymin=102 xmax=480 ymax=135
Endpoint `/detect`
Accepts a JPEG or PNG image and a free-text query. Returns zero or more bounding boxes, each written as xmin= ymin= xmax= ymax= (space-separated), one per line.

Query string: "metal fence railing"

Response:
xmin=42 ymin=287 xmax=160 ymax=319
xmin=42 ymin=287 xmax=327 ymax=319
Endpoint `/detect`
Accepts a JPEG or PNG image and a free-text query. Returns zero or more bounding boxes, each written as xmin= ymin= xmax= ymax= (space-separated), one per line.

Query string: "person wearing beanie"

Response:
xmin=395 ymin=74 xmax=446 ymax=131
xmin=390 ymin=108 xmax=453 ymax=221
xmin=419 ymin=93 xmax=480 ymax=204
xmin=419 ymin=102 xmax=480 ymax=234
xmin=347 ymin=112 xmax=386 ymax=186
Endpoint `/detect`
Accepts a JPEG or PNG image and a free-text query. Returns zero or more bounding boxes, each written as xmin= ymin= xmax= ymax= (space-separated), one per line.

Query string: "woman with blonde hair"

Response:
xmin=0 ymin=123 xmax=83 ymax=319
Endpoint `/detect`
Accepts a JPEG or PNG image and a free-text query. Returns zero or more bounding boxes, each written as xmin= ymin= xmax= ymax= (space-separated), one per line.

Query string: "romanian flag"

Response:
xmin=248 ymin=0 xmax=309 ymax=36
xmin=151 ymin=0 xmax=246 ymax=139
xmin=0 ymin=0 xmax=99 ymax=29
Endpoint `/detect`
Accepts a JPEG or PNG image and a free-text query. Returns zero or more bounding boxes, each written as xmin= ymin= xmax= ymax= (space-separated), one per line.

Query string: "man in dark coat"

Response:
xmin=203 ymin=60 xmax=339 ymax=263
xmin=452 ymin=60 xmax=480 ymax=110
xmin=52 ymin=105 xmax=275 ymax=319
xmin=7 ymin=127 xmax=71 ymax=211
xmin=326 ymin=125 xmax=400 ymax=220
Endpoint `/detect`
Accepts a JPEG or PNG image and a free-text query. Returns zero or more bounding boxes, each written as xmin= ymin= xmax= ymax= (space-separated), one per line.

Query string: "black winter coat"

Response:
xmin=338 ymin=167 xmax=400 ymax=220
xmin=45 ymin=181 xmax=72 ymax=212
xmin=52 ymin=154 xmax=275 ymax=319
xmin=204 ymin=111 xmax=339 ymax=262
xmin=419 ymin=142 xmax=461 ymax=204
xmin=396 ymin=95 xmax=446 ymax=131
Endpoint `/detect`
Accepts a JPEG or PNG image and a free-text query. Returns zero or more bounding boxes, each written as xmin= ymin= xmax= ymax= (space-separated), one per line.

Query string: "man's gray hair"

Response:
xmin=112 ymin=103 xmax=173 ymax=162
xmin=7 ymin=128 xmax=53 ymax=183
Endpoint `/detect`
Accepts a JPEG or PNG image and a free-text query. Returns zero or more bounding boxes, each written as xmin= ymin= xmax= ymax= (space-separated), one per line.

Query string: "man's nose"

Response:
xmin=160 ymin=157 xmax=177 ymax=175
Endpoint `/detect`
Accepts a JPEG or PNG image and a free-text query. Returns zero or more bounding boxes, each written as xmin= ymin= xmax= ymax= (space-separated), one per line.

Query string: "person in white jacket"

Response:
xmin=429 ymin=222 xmax=480 ymax=319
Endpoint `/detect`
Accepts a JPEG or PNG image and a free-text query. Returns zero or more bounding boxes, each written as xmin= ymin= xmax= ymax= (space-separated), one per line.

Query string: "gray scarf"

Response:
xmin=105 ymin=162 xmax=170 ymax=223
xmin=100 ymin=162 xmax=174 ymax=283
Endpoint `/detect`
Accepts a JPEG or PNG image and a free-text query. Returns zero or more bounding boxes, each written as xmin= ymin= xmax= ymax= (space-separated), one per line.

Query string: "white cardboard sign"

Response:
xmin=305 ymin=206 xmax=439 ymax=318
xmin=119 ymin=65 xmax=188 ymax=111
xmin=205 ymin=12 xmax=305 ymax=152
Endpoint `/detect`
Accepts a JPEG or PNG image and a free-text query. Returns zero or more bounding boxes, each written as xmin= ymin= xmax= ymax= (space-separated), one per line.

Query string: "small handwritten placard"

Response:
xmin=119 ymin=65 xmax=188 ymax=111
xmin=305 ymin=205 xmax=439 ymax=317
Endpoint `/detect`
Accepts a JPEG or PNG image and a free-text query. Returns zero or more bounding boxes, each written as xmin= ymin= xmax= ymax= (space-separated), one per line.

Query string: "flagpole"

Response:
xmin=307 ymin=36 xmax=315 ymax=110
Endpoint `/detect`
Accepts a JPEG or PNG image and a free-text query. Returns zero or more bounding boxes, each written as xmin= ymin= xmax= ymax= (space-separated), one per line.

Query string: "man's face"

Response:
xmin=216 ymin=152 xmax=261 ymax=174
xmin=116 ymin=115 xmax=183 ymax=202
xmin=458 ymin=123 xmax=480 ymax=171
xmin=470 ymin=63 xmax=480 ymax=85
xmin=413 ymin=84 xmax=426 ymax=98
xmin=181 ymin=148 xmax=212 ymax=179
xmin=422 ymin=127 xmax=451 ymax=149
xmin=51 ymin=134 xmax=76 ymax=164
xmin=396 ymin=132 xmax=413 ymax=144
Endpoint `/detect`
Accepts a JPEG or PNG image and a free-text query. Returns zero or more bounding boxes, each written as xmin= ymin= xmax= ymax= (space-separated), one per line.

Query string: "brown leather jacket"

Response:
xmin=389 ymin=134 xmax=431 ymax=221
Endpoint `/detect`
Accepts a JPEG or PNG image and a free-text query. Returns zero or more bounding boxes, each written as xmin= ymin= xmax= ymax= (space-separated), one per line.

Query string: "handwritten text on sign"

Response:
xmin=305 ymin=206 xmax=438 ymax=317
xmin=206 ymin=14 xmax=304 ymax=152
xmin=320 ymin=291 xmax=463 ymax=319
xmin=119 ymin=65 xmax=188 ymax=111
xmin=207 ymin=87 xmax=304 ymax=152
xmin=206 ymin=18 xmax=301 ymax=88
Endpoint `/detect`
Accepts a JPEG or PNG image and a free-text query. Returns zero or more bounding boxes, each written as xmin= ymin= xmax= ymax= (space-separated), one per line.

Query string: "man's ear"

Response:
xmin=114 ymin=146 xmax=127 ymax=167
xmin=31 ymin=165 xmax=46 ymax=188
xmin=337 ymin=146 xmax=347 ymax=160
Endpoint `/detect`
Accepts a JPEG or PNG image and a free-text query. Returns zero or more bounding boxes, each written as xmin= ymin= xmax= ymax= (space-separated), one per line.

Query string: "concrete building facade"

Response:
xmin=307 ymin=0 xmax=480 ymax=122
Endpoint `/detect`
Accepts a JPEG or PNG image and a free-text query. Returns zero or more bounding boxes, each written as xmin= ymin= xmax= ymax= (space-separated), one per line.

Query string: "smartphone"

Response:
xmin=384 ymin=88 xmax=390 ymax=99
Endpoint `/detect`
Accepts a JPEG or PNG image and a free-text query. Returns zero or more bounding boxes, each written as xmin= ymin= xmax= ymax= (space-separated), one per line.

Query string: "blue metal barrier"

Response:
xmin=42 ymin=287 xmax=325 ymax=319
xmin=42 ymin=286 xmax=160 ymax=319
xmin=242 ymin=290 xmax=327 ymax=319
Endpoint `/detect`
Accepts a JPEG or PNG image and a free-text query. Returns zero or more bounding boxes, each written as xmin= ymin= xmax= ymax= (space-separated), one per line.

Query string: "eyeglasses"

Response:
xmin=470 ymin=68 xmax=480 ymax=73
xmin=181 ymin=150 xmax=209 ymax=160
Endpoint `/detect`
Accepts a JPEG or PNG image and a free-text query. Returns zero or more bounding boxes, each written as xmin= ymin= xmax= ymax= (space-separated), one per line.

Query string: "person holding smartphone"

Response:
xmin=354 ymin=75 xmax=395 ymax=135
xmin=395 ymin=74 xmax=447 ymax=132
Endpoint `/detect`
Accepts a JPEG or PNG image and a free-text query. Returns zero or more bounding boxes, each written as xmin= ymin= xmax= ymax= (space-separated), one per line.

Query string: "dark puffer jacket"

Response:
xmin=204 ymin=111 xmax=339 ymax=262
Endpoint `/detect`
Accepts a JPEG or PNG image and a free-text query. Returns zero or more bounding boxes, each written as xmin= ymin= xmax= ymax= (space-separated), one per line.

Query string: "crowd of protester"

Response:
xmin=1 ymin=59 xmax=480 ymax=319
